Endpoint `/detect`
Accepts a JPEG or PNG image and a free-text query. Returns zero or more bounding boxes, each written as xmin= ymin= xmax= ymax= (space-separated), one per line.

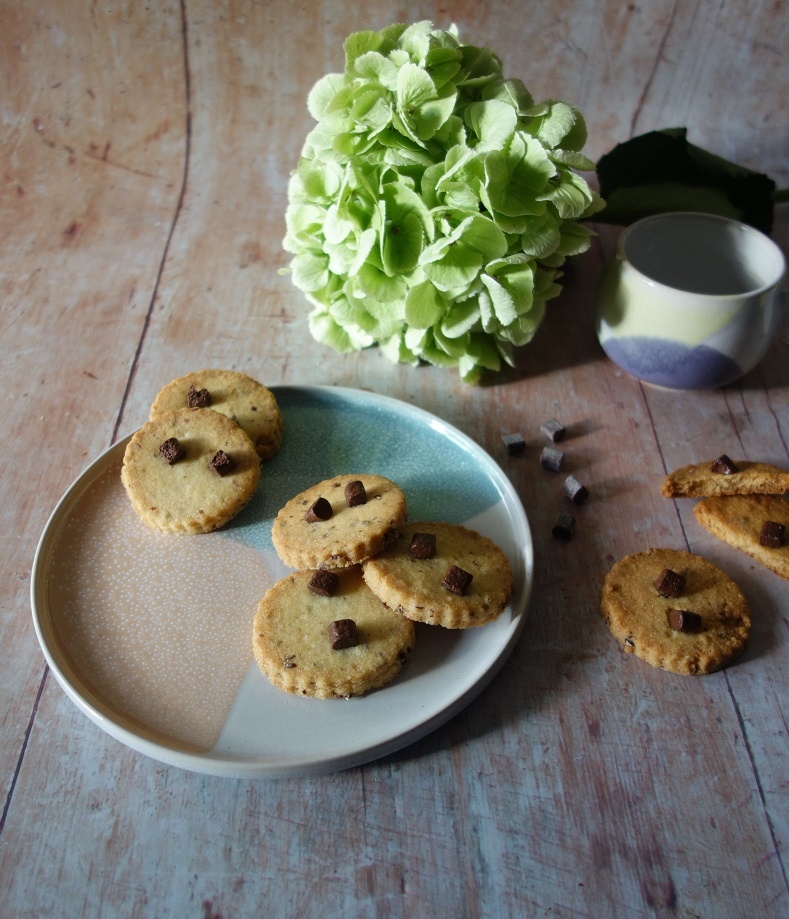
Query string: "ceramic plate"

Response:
xmin=31 ymin=386 xmax=533 ymax=778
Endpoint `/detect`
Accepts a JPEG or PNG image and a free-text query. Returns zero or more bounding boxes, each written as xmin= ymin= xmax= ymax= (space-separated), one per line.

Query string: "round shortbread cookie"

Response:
xmin=271 ymin=474 xmax=407 ymax=570
xmin=150 ymin=369 xmax=283 ymax=460
xmin=362 ymin=521 xmax=513 ymax=629
xmin=253 ymin=567 xmax=416 ymax=699
xmin=121 ymin=408 xmax=261 ymax=534
xmin=599 ymin=548 xmax=750 ymax=675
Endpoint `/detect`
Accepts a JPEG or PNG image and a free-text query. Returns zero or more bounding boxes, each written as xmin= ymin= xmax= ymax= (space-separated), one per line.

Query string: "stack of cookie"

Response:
xmin=254 ymin=474 xmax=514 ymax=699
xmin=661 ymin=455 xmax=789 ymax=581
xmin=121 ymin=369 xmax=282 ymax=534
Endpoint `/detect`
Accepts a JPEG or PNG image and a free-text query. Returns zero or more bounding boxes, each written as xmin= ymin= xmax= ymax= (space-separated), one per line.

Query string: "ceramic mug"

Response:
xmin=596 ymin=212 xmax=786 ymax=389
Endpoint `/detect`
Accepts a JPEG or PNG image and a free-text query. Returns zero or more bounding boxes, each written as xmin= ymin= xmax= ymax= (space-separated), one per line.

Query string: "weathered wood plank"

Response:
xmin=0 ymin=0 xmax=186 ymax=803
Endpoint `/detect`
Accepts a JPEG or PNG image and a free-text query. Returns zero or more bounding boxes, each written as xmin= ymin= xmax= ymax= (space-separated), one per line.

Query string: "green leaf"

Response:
xmin=398 ymin=20 xmax=433 ymax=63
xmin=411 ymin=82 xmax=458 ymax=140
xmin=480 ymin=274 xmax=517 ymax=325
xmin=537 ymin=170 xmax=594 ymax=219
xmin=348 ymin=227 xmax=377 ymax=275
xmin=397 ymin=61 xmax=437 ymax=111
xmin=549 ymin=149 xmax=595 ymax=171
xmin=356 ymin=260 xmax=408 ymax=302
xmin=484 ymin=257 xmax=534 ymax=318
xmin=529 ymin=101 xmax=577 ymax=149
xmin=344 ymin=31 xmax=385 ymax=72
xmin=422 ymin=242 xmax=483 ymax=291
xmin=309 ymin=310 xmax=373 ymax=352
xmin=323 ymin=202 xmax=355 ymax=244
xmin=441 ymin=297 xmax=480 ymax=338
xmin=485 ymin=133 xmax=556 ymax=216
xmin=297 ymin=159 xmax=343 ymax=201
xmin=382 ymin=211 xmax=424 ymax=274
xmin=379 ymin=332 xmax=420 ymax=366
xmin=291 ymin=252 xmax=330 ymax=291
xmin=595 ymin=128 xmax=777 ymax=233
xmin=452 ymin=213 xmax=508 ymax=259
xmin=350 ymin=88 xmax=393 ymax=130
xmin=481 ymin=78 xmax=534 ymax=112
xmin=405 ymin=279 xmax=446 ymax=327
xmin=519 ymin=214 xmax=560 ymax=258
xmin=307 ymin=73 xmax=348 ymax=121
xmin=424 ymin=46 xmax=462 ymax=89
xmin=555 ymin=221 xmax=594 ymax=257
xmin=465 ymin=99 xmax=517 ymax=150
xmin=351 ymin=51 xmax=400 ymax=89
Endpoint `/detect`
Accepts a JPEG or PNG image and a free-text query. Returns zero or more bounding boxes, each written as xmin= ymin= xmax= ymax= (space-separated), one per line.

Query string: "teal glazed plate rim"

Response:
xmin=31 ymin=385 xmax=533 ymax=778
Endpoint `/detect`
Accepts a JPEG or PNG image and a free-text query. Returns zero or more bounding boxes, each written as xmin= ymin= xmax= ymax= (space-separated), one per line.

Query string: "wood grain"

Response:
xmin=1 ymin=2 xmax=787 ymax=917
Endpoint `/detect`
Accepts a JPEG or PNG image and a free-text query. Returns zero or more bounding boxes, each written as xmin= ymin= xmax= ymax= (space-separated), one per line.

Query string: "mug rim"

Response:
xmin=617 ymin=210 xmax=786 ymax=299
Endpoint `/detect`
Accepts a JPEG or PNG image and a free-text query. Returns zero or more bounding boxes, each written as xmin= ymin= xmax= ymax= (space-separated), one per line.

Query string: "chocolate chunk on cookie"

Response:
xmin=151 ymin=369 xmax=283 ymax=460
xmin=252 ymin=567 xmax=415 ymax=699
xmin=693 ymin=495 xmax=789 ymax=580
xmin=599 ymin=548 xmax=750 ymax=675
xmin=363 ymin=521 xmax=513 ymax=629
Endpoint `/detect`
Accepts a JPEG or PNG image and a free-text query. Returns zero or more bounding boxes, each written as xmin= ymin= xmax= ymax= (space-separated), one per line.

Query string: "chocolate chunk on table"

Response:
xmin=502 ymin=433 xmax=526 ymax=455
xmin=563 ymin=475 xmax=588 ymax=505
xmin=552 ymin=512 xmax=575 ymax=541
xmin=541 ymin=446 xmax=565 ymax=472
xmin=541 ymin=418 xmax=566 ymax=443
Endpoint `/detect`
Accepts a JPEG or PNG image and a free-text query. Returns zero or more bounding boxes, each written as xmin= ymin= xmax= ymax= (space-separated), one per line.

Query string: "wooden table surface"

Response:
xmin=2 ymin=2 xmax=788 ymax=916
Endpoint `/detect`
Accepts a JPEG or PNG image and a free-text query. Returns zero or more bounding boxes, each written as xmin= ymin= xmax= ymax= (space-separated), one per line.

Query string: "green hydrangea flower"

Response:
xmin=283 ymin=21 xmax=603 ymax=383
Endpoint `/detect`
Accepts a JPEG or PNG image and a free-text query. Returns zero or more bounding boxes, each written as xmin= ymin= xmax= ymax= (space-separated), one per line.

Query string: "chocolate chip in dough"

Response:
xmin=187 ymin=384 xmax=211 ymax=409
xmin=654 ymin=568 xmax=686 ymax=599
xmin=308 ymin=570 xmax=340 ymax=597
xmin=328 ymin=619 xmax=359 ymax=650
xmin=667 ymin=609 xmax=703 ymax=632
xmin=410 ymin=532 xmax=437 ymax=559
xmin=304 ymin=497 xmax=333 ymax=522
xmin=759 ymin=520 xmax=786 ymax=548
xmin=441 ymin=564 xmax=473 ymax=596
xmin=158 ymin=437 xmax=185 ymax=465
xmin=710 ymin=454 xmax=738 ymax=475
xmin=344 ymin=480 xmax=367 ymax=507
xmin=209 ymin=450 xmax=234 ymax=476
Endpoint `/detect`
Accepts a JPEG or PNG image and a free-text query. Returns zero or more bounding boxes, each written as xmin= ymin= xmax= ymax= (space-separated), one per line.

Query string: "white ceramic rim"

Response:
xmin=617 ymin=211 xmax=786 ymax=299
